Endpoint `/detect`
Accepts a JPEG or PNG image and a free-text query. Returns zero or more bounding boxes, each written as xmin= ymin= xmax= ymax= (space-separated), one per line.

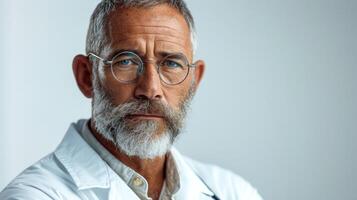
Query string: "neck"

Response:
xmin=89 ymin=119 xmax=166 ymax=200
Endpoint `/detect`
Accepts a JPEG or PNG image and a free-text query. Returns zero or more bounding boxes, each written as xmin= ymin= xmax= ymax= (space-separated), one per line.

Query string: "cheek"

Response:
xmin=164 ymin=82 xmax=192 ymax=109
xmin=106 ymin=83 xmax=136 ymax=105
xmin=99 ymin=68 xmax=135 ymax=105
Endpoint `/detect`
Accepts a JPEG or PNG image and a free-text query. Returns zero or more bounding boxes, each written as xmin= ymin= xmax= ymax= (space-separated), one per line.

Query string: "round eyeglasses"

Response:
xmin=88 ymin=51 xmax=196 ymax=85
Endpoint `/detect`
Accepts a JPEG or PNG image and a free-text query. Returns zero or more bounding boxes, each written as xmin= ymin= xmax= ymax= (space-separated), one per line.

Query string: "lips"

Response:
xmin=126 ymin=114 xmax=164 ymax=119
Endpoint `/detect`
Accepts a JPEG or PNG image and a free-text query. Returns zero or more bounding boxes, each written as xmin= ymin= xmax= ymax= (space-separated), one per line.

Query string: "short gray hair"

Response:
xmin=85 ymin=0 xmax=197 ymax=61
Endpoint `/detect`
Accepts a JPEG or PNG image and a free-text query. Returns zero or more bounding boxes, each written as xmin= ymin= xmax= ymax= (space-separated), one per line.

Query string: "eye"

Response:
xmin=113 ymin=58 xmax=139 ymax=69
xmin=119 ymin=59 xmax=132 ymax=66
xmin=163 ymin=60 xmax=183 ymax=68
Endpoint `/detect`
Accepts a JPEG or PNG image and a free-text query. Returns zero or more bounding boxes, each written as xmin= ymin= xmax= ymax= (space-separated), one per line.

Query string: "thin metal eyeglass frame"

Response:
xmin=87 ymin=51 xmax=196 ymax=85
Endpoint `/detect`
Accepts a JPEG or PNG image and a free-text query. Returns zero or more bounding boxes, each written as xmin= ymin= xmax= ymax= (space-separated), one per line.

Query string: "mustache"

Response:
xmin=109 ymin=99 xmax=176 ymax=121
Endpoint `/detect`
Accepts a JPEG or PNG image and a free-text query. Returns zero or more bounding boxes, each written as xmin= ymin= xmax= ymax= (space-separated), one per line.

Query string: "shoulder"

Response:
xmin=0 ymin=153 xmax=78 ymax=200
xmin=184 ymin=156 xmax=263 ymax=200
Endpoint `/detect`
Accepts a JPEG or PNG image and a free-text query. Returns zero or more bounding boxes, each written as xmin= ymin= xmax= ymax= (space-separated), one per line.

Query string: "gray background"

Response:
xmin=1 ymin=0 xmax=356 ymax=199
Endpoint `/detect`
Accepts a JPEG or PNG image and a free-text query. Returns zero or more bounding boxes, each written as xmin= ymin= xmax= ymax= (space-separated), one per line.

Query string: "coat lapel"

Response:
xmin=171 ymin=148 xmax=216 ymax=200
xmin=54 ymin=123 xmax=140 ymax=200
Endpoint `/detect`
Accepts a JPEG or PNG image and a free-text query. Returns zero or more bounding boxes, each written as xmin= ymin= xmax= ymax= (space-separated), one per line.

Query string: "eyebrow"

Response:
xmin=156 ymin=51 xmax=185 ymax=58
xmin=107 ymin=49 xmax=142 ymax=60
xmin=107 ymin=49 xmax=186 ymax=60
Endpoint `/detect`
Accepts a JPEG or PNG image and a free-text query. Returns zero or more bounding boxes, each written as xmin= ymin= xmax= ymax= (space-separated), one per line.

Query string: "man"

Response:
xmin=0 ymin=0 xmax=263 ymax=199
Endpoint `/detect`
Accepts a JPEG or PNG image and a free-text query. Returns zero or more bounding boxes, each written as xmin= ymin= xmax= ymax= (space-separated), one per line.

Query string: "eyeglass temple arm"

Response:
xmin=88 ymin=52 xmax=113 ymax=65
xmin=189 ymin=63 xmax=197 ymax=68
xmin=88 ymin=52 xmax=102 ymax=60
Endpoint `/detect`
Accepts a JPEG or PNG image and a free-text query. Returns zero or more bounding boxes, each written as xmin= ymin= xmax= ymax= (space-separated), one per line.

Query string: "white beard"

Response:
xmin=91 ymin=73 xmax=194 ymax=159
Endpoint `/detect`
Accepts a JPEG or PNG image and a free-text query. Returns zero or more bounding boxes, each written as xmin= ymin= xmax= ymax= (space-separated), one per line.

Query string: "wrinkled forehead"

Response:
xmin=108 ymin=4 xmax=189 ymax=30
xmin=104 ymin=5 xmax=192 ymax=52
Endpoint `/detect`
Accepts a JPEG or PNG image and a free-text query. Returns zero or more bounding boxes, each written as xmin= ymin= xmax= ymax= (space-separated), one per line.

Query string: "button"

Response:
xmin=132 ymin=176 xmax=143 ymax=187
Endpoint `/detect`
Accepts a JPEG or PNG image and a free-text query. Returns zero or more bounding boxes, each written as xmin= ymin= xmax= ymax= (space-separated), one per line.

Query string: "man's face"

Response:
xmin=90 ymin=5 xmax=202 ymax=158
xmin=98 ymin=4 xmax=194 ymax=108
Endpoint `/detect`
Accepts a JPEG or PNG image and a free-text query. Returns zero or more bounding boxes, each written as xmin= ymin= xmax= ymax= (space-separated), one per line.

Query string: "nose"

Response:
xmin=134 ymin=62 xmax=163 ymax=100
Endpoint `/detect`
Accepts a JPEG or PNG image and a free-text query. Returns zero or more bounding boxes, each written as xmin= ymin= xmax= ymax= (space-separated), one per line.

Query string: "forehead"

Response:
xmin=105 ymin=4 xmax=192 ymax=56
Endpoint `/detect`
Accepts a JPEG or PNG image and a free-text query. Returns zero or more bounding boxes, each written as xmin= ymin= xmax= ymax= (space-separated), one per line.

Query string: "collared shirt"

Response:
xmin=77 ymin=119 xmax=180 ymax=200
xmin=0 ymin=120 xmax=264 ymax=200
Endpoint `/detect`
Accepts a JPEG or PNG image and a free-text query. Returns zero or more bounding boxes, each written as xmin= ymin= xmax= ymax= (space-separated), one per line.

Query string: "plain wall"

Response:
xmin=1 ymin=1 xmax=356 ymax=200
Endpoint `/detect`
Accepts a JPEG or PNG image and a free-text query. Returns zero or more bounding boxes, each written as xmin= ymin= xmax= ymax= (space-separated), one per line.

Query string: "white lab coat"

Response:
xmin=0 ymin=122 xmax=263 ymax=200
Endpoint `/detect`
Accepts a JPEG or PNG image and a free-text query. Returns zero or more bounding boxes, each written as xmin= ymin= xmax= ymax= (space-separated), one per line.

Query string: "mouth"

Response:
xmin=126 ymin=114 xmax=164 ymax=120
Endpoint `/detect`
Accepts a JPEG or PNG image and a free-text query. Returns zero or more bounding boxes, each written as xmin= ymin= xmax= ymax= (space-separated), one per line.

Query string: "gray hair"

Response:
xmin=85 ymin=0 xmax=197 ymax=63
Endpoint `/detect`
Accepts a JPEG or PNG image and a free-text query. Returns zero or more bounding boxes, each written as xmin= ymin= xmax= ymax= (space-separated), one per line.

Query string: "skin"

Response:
xmin=72 ymin=4 xmax=205 ymax=200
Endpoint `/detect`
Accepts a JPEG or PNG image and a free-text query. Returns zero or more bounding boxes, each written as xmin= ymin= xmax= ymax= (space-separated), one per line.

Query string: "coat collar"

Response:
xmin=171 ymin=148 xmax=215 ymax=199
xmin=54 ymin=121 xmax=214 ymax=199
xmin=54 ymin=122 xmax=114 ymax=190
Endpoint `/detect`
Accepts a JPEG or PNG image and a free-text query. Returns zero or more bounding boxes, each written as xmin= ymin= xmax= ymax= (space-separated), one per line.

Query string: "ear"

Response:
xmin=192 ymin=59 xmax=205 ymax=89
xmin=72 ymin=54 xmax=93 ymax=98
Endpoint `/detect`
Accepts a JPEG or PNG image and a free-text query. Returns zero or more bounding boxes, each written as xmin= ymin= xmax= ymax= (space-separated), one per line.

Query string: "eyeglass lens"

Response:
xmin=110 ymin=51 xmax=190 ymax=85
